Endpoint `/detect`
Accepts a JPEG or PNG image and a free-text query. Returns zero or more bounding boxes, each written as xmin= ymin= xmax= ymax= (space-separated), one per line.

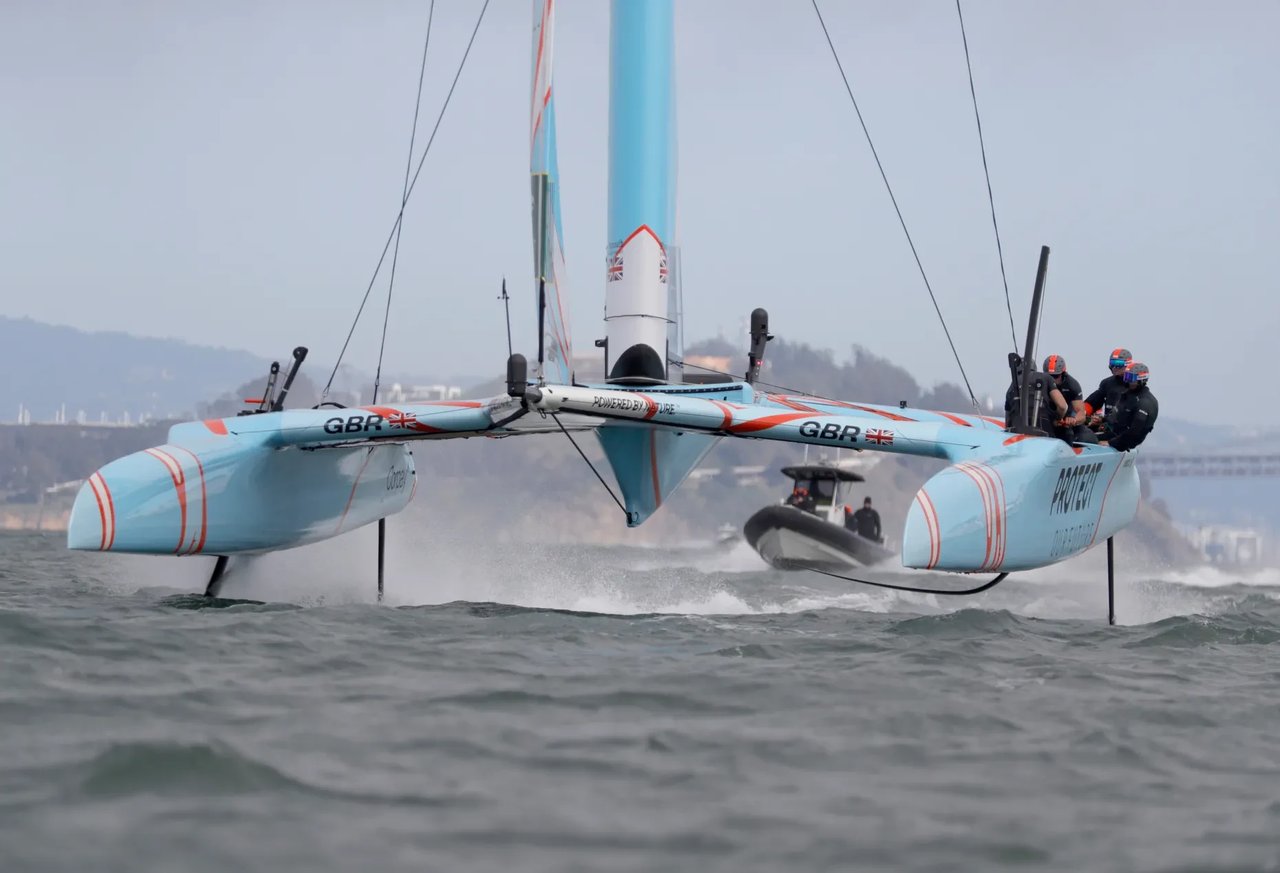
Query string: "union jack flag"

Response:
xmin=607 ymin=249 xmax=623 ymax=282
xmin=387 ymin=412 xmax=415 ymax=429
xmin=658 ymin=253 xmax=668 ymax=284
xmin=866 ymin=428 xmax=894 ymax=446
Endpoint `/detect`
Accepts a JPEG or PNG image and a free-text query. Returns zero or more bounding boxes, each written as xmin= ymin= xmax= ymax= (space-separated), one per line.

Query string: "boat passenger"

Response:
xmin=1084 ymin=347 xmax=1132 ymax=429
xmin=847 ymin=497 xmax=882 ymax=543
xmin=1098 ymin=362 xmax=1158 ymax=451
xmin=786 ymin=486 xmax=816 ymax=514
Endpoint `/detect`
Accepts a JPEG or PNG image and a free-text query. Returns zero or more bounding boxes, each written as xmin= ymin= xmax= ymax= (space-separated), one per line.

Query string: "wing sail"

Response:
xmin=531 ymin=0 xmax=573 ymax=384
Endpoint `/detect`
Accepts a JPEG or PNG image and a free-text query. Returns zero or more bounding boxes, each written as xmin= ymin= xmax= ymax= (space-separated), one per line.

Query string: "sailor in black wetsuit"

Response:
xmin=1004 ymin=364 xmax=1067 ymax=434
xmin=1043 ymin=354 xmax=1095 ymax=444
xmin=1084 ymin=347 xmax=1132 ymax=430
xmin=1099 ymin=362 xmax=1158 ymax=451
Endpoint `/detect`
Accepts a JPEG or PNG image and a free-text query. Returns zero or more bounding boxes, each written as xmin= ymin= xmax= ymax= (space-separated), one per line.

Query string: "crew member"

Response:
xmin=1084 ymin=348 xmax=1132 ymax=429
xmin=1099 ymin=362 xmax=1158 ymax=451
xmin=1044 ymin=354 xmax=1096 ymax=444
xmin=1004 ymin=362 xmax=1067 ymax=434
xmin=849 ymin=497 xmax=882 ymax=543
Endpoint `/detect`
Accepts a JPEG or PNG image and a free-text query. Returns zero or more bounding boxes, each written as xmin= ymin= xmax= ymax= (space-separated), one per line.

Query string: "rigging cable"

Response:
xmin=550 ymin=413 xmax=632 ymax=523
xmin=374 ymin=0 xmax=435 ymax=405
xmin=810 ymin=0 xmax=978 ymax=409
xmin=499 ymin=277 xmax=514 ymax=358
xmin=955 ymin=0 xmax=1018 ymax=352
xmin=679 ymin=358 xmax=818 ymax=398
xmin=808 ymin=567 xmax=1009 ymax=596
xmin=322 ymin=0 xmax=492 ymax=401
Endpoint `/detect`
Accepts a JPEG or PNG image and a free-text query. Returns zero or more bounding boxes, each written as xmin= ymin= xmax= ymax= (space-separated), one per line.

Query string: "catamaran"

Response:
xmin=68 ymin=1 xmax=1139 ymax=622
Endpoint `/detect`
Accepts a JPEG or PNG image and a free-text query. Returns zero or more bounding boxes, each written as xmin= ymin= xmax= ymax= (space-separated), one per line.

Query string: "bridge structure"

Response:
xmin=692 ymin=453 xmax=1280 ymax=485
xmin=1138 ymin=453 xmax=1280 ymax=479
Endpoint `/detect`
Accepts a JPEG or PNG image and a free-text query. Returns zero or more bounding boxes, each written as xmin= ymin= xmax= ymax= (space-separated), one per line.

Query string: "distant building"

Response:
xmin=685 ymin=354 xmax=736 ymax=380
xmin=1181 ymin=523 xmax=1266 ymax=566
xmin=382 ymin=383 xmax=464 ymax=403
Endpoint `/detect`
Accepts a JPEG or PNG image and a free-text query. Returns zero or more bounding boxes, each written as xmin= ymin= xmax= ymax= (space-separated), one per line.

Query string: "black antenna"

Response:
xmin=257 ymin=361 xmax=280 ymax=412
xmin=506 ymin=352 xmax=527 ymax=397
xmin=499 ymin=277 xmax=513 ymax=358
xmin=1014 ymin=246 xmax=1050 ymax=433
xmin=536 ymin=276 xmax=547 ymax=383
xmin=745 ymin=308 xmax=773 ymax=384
xmin=271 ymin=347 xmax=308 ymax=412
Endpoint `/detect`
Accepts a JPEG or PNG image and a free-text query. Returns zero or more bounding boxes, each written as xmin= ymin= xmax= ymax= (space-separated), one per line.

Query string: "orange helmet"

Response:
xmin=1122 ymin=361 xmax=1150 ymax=385
xmin=1109 ymin=348 xmax=1132 ymax=369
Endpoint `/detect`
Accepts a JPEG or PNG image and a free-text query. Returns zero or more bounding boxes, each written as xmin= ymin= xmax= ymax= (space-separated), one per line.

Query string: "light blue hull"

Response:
xmin=67 ymin=400 xmax=506 ymax=556
xmin=902 ymin=438 xmax=1140 ymax=572
xmin=69 ymin=439 xmax=413 ymax=556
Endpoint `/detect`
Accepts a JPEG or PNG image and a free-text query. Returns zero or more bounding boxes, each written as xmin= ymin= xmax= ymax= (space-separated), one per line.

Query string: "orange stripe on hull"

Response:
xmin=917 ymin=490 xmax=941 ymax=569
xmin=88 ymin=474 xmax=109 ymax=551
xmin=334 ymin=448 xmax=377 ymax=536
xmin=171 ymin=446 xmax=208 ymax=554
xmin=933 ymin=411 xmax=972 ymax=427
xmin=727 ymin=411 xmax=816 ymax=434
xmin=146 ymin=448 xmax=188 ymax=554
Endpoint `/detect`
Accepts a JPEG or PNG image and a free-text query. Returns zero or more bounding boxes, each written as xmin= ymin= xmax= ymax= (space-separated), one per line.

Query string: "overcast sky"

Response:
xmin=3 ymin=1 xmax=1277 ymax=425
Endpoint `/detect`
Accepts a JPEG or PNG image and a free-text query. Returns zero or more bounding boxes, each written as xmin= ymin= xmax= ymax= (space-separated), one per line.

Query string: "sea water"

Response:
xmin=3 ymin=530 xmax=1279 ymax=872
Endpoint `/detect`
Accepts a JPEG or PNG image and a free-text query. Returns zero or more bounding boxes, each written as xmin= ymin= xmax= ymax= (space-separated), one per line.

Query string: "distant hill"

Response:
xmin=0 ymin=316 xmax=492 ymax=425
xmin=0 ymin=316 xmax=271 ymax=424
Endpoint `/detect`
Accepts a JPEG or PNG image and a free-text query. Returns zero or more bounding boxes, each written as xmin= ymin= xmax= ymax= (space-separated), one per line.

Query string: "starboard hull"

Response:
xmin=902 ymin=439 xmax=1140 ymax=572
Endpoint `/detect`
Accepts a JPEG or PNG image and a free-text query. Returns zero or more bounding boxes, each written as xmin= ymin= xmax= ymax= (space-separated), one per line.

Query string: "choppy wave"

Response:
xmin=5 ymin=531 xmax=1280 ymax=873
